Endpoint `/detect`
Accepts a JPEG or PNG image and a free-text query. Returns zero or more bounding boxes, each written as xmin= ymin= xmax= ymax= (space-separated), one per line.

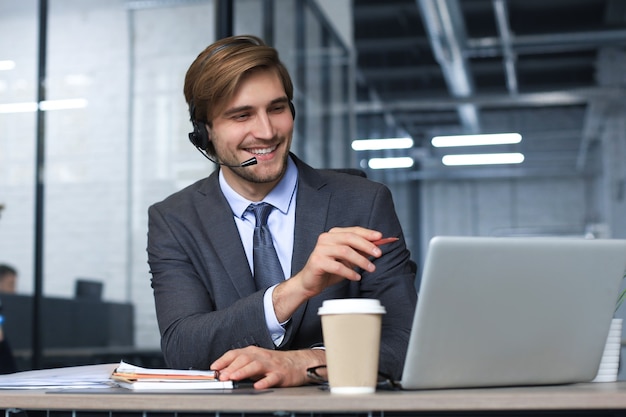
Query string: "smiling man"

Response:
xmin=147 ymin=35 xmax=417 ymax=389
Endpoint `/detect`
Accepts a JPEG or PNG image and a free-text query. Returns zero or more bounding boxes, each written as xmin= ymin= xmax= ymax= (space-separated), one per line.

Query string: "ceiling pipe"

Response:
xmin=467 ymin=29 xmax=626 ymax=57
xmin=492 ymin=0 xmax=518 ymax=94
xmin=356 ymin=29 xmax=626 ymax=54
xmin=353 ymin=87 xmax=613 ymax=113
xmin=416 ymin=0 xmax=480 ymax=133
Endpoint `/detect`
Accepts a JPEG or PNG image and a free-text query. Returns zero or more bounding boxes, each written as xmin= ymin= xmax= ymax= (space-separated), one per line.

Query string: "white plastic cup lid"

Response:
xmin=318 ymin=298 xmax=386 ymax=315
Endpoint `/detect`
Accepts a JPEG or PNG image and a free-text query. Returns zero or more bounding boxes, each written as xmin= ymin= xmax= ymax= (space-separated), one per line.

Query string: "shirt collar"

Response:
xmin=219 ymin=155 xmax=298 ymax=220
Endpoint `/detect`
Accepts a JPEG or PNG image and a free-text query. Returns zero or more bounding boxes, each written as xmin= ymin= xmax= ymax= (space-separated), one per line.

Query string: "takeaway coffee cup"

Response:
xmin=317 ymin=298 xmax=386 ymax=394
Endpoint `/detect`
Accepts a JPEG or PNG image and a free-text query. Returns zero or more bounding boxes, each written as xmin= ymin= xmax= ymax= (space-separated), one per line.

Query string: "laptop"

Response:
xmin=399 ymin=236 xmax=626 ymax=390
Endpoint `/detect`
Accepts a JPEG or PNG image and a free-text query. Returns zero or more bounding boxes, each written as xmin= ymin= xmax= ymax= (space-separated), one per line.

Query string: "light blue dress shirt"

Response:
xmin=219 ymin=156 xmax=298 ymax=345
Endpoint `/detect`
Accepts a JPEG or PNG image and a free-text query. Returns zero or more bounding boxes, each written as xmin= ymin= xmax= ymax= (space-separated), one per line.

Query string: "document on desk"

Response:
xmin=0 ymin=363 xmax=117 ymax=389
xmin=110 ymin=361 xmax=234 ymax=390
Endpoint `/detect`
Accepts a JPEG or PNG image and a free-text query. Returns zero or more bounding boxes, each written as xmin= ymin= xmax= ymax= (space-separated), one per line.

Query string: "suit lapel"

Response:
xmin=195 ymin=171 xmax=256 ymax=297
xmin=292 ymin=163 xmax=330 ymax=274
xmin=288 ymin=156 xmax=331 ymax=337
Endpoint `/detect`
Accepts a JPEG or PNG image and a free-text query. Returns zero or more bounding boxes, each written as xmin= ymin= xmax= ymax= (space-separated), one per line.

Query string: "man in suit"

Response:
xmin=147 ymin=35 xmax=417 ymax=389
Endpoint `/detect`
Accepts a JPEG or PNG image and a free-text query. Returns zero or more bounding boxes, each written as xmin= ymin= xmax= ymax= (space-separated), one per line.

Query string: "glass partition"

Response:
xmin=0 ymin=0 xmax=355 ymax=365
xmin=0 ymin=0 xmax=39 ymax=295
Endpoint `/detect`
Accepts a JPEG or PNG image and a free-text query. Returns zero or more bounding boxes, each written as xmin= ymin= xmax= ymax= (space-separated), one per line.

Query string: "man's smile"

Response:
xmin=246 ymin=145 xmax=277 ymax=155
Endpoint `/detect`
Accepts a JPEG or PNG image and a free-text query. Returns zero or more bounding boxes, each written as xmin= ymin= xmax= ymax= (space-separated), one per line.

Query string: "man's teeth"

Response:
xmin=249 ymin=146 xmax=276 ymax=155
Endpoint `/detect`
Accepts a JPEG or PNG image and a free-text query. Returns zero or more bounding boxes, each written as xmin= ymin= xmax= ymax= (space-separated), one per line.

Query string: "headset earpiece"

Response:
xmin=188 ymin=119 xmax=210 ymax=152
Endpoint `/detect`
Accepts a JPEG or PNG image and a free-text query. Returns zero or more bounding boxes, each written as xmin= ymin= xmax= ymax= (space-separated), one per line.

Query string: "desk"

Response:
xmin=1 ymin=382 xmax=626 ymax=416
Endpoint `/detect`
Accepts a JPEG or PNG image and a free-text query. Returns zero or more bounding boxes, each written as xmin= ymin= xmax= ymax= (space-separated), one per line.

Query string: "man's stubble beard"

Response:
xmin=210 ymin=129 xmax=293 ymax=185
xmin=230 ymin=150 xmax=289 ymax=184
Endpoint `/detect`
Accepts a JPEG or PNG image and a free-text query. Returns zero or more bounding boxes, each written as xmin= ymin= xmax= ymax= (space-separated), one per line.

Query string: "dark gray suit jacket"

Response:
xmin=147 ymin=154 xmax=417 ymax=379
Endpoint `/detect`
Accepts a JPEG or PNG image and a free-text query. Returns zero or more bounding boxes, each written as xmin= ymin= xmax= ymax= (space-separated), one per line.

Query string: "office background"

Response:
xmin=1 ymin=0 xmax=625 ymax=371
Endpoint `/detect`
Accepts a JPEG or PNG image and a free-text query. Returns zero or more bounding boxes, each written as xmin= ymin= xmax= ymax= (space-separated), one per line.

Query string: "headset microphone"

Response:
xmin=203 ymin=154 xmax=258 ymax=168
xmin=192 ymin=145 xmax=258 ymax=168
xmin=239 ymin=157 xmax=258 ymax=167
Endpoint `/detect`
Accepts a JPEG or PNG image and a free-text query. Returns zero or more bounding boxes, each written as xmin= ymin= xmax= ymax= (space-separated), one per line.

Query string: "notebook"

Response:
xmin=399 ymin=236 xmax=626 ymax=390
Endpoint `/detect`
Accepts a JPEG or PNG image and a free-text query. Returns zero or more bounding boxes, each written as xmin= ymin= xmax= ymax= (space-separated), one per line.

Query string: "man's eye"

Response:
xmin=270 ymin=105 xmax=286 ymax=113
xmin=233 ymin=113 xmax=250 ymax=120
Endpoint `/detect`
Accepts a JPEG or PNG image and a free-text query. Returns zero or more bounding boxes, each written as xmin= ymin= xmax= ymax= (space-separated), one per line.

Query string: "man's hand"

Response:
xmin=210 ymin=346 xmax=326 ymax=389
xmin=300 ymin=226 xmax=384 ymax=292
xmin=273 ymin=227 xmax=384 ymax=322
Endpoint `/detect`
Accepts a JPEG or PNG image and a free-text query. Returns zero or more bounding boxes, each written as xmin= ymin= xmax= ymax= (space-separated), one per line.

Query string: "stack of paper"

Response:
xmin=0 ymin=363 xmax=117 ymax=389
xmin=592 ymin=318 xmax=622 ymax=383
xmin=111 ymin=361 xmax=234 ymax=390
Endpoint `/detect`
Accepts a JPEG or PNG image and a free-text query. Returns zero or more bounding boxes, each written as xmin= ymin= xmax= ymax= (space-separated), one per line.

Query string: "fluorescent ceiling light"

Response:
xmin=432 ymin=133 xmax=522 ymax=147
xmin=39 ymin=98 xmax=88 ymax=111
xmin=0 ymin=99 xmax=88 ymax=114
xmin=442 ymin=153 xmax=525 ymax=166
xmin=0 ymin=60 xmax=16 ymax=71
xmin=368 ymin=157 xmax=414 ymax=169
xmin=0 ymin=102 xmax=38 ymax=113
xmin=352 ymin=137 xmax=413 ymax=151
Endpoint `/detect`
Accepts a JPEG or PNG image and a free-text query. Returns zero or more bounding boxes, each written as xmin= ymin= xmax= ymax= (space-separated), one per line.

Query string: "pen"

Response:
xmin=372 ymin=237 xmax=399 ymax=246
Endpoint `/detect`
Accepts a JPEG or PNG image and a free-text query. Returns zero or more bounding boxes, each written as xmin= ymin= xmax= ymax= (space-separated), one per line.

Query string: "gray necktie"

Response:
xmin=249 ymin=203 xmax=284 ymax=290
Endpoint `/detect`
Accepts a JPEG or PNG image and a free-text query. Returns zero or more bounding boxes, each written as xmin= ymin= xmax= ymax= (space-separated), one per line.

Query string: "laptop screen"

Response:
xmin=400 ymin=236 xmax=626 ymax=389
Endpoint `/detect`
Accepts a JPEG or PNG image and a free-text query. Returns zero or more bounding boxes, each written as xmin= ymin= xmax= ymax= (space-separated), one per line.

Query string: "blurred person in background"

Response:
xmin=0 ymin=264 xmax=17 ymax=294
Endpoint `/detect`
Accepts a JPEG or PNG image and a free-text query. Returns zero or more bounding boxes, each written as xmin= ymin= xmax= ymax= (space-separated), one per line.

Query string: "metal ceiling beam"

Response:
xmin=416 ymin=0 xmax=480 ymax=133
xmin=467 ymin=29 xmax=626 ymax=58
xmin=353 ymin=87 xmax=625 ymax=113
xmin=492 ymin=0 xmax=517 ymax=94
xmin=360 ymin=55 xmax=591 ymax=81
xmin=355 ymin=29 xmax=626 ymax=56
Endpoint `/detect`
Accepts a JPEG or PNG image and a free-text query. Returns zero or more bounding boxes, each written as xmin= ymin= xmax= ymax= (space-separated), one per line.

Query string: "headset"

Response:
xmin=187 ymin=36 xmax=296 ymax=163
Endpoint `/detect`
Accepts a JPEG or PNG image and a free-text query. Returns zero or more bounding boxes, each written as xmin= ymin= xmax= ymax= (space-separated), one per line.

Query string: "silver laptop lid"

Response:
xmin=400 ymin=236 xmax=626 ymax=390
